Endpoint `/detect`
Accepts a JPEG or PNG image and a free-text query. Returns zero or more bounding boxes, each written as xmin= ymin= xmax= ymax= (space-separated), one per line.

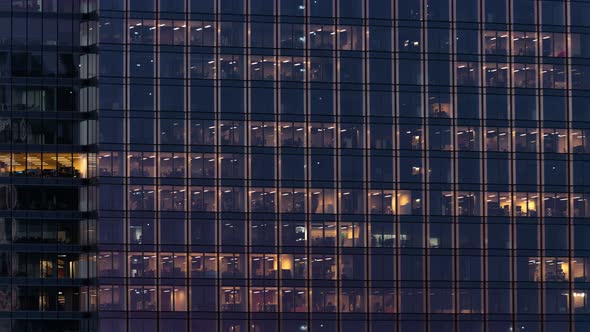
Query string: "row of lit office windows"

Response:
xmin=0 ymin=153 xmax=92 ymax=178
xmin=121 ymin=187 xmax=589 ymax=217
xmin=98 ymin=124 xmax=590 ymax=151
xmin=109 ymin=49 xmax=582 ymax=84
xmin=100 ymin=216 xmax=590 ymax=250
xmin=99 ymin=154 xmax=583 ymax=188
xmin=115 ymin=51 xmax=586 ymax=90
xmin=96 ymin=284 xmax=589 ymax=314
xmin=99 ymin=252 xmax=590 ymax=282
xmin=101 ymin=153 xmax=585 ymax=183
xmin=102 ymin=156 xmax=583 ymax=190
xmin=99 ymin=18 xmax=585 ymax=57
xmin=0 ymin=252 xmax=91 ymax=279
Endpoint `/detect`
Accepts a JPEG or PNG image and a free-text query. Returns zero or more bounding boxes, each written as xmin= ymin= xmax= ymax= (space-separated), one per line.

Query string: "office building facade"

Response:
xmin=0 ymin=0 xmax=98 ymax=331
xmin=3 ymin=0 xmax=590 ymax=331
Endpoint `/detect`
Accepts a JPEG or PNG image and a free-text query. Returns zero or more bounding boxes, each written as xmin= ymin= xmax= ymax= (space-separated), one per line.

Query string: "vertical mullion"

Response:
xmin=245 ymin=0 xmax=252 ymax=329
xmin=214 ymin=1 xmax=221 ymax=331
xmin=564 ymin=1 xmax=576 ymax=331
xmin=304 ymin=2 xmax=311 ymax=330
xmin=184 ymin=0 xmax=190 ymax=327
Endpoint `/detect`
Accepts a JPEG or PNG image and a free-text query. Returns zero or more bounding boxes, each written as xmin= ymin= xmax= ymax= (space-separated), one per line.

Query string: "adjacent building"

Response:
xmin=0 ymin=0 xmax=98 ymax=331
xmin=2 ymin=0 xmax=590 ymax=331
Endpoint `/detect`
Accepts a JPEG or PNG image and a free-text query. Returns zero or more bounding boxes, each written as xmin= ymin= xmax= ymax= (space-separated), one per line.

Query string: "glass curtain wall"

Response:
xmin=96 ymin=0 xmax=590 ymax=331
xmin=0 ymin=0 xmax=99 ymax=331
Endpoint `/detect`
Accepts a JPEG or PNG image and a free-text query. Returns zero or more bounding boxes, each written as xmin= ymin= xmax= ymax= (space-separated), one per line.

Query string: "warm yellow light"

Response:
xmin=281 ymin=255 xmax=293 ymax=270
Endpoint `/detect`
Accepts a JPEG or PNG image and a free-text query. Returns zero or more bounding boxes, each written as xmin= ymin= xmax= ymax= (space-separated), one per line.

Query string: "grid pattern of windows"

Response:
xmin=97 ymin=1 xmax=590 ymax=332
xmin=0 ymin=0 xmax=99 ymax=331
